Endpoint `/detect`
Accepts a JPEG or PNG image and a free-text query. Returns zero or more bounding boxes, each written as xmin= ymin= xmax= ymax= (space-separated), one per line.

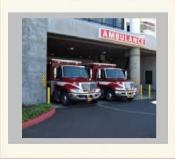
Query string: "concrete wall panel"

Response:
xmin=48 ymin=19 xmax=156 ymax=51
xmin=22 ymin=18 xmax=48 ymax=105
xmin=141 ymin=54 xmax=156 ymax=90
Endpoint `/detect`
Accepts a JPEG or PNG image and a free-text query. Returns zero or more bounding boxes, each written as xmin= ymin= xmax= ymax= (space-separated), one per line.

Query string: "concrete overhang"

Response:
xmin=48 ymin=18 xmax=156 ymax=52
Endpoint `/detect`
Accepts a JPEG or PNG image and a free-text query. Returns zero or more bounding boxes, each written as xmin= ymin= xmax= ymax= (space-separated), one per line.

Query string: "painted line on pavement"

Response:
xmin=97 ymin=104 xmax=155 ymax=116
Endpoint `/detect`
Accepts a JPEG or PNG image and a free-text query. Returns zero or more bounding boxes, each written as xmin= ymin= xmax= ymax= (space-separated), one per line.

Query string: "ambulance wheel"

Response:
xmin=106 ymin=89 xmax=114 ymax=101
xmin=61 ymin=92 xmax=70 ymax=105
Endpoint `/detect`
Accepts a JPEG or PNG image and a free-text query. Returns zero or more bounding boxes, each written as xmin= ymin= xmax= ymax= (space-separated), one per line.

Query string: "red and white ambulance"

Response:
xmin=47 ymin=59 xmax=101 ymax=105
xmin=86 ymin=63 xmax=137 ymax=101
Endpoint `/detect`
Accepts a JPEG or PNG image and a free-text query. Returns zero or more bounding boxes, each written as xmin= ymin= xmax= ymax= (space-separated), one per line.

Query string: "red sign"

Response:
xmin=99 ymin=28 xmax=145 ymax=47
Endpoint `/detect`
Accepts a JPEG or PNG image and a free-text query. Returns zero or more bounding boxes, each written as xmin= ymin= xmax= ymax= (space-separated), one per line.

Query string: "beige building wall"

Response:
xmin=141 ymin=54 xmax=156 ymax=90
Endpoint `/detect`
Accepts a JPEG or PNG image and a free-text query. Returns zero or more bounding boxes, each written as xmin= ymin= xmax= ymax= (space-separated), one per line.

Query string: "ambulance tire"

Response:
xmin=61 ymin=91 xmax=70 ymax=106
xmin=106 ymin=89 xmax=114 ymax=101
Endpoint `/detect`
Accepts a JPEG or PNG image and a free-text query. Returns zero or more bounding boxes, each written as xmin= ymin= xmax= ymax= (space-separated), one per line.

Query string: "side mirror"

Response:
xmin=124 ymin=70 xmax=128 ymax=79
xmin=98 ymin=69 xmax=101 ymax=79
xmin=54 ymin=68 xmax=57 ymax=79
xmin=90 ymin=69 xmax=93 ymax=79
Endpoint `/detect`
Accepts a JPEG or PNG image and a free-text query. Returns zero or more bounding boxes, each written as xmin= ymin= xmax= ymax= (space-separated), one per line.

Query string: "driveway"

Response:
xmin=22 ymin=99 xmax=156 ymax=138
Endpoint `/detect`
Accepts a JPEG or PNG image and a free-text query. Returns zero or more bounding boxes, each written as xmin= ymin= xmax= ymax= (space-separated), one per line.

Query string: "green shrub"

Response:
xmin=22 ymin=103 xmax=52 ymax=122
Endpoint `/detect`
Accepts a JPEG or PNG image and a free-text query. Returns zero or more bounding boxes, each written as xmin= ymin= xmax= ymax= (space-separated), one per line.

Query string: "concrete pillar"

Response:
xmin=22 ymin=18 xmax=48 ymax=105
xmin=130 ymin=18 xmax=140 ymax=33
xmin=129 ymin=19 xmax=141 ymax=87
xmin=129 ymin=48 xmax=140 ymax=86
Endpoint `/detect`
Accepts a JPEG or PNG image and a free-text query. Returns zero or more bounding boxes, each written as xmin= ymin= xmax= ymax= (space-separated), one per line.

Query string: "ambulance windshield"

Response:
xmin=105 ymin=68 xmax=125 ymax=79
xmin=63 ymin=66 xmax=89 ymax=78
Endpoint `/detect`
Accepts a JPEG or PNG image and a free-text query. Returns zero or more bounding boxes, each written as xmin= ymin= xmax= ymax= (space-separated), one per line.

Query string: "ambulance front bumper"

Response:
xmin=68 ymin=92 xmax=101 ymax=101
xmin=114 ymin=90 xmax=136 ymax=98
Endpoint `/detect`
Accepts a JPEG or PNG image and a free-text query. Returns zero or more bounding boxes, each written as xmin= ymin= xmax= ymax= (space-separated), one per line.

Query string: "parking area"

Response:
xmin=22 ymin=99 xmax=156 ymax=138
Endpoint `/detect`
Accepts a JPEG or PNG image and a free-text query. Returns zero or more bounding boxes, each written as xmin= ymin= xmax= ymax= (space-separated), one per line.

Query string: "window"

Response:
xmin=115 ymin=19 xmax=124 ymax=29
xmin=56 ymin=67 xmax=62 ymax=79
xmin=101 ymin=69 xmax=106 ymax=79
xmin=63 ymin=66 xmax=89 ymax=78
xmin=103 ymin=19 xmax=114 ymax=26
xmin=145 ymin=70 xmax=152 ymax=84
xmin=79 ymin=18 xmax=124 ymax=30
xmin=105 ymin=68 xmax=125 ymax=79
xmin=85 ymin=67 xmax=91 ymax=77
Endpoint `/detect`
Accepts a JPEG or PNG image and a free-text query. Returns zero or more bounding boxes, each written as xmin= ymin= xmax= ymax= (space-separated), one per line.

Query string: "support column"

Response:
xmin=22 ymin=18 xmax=48 ymax=105
xmin=129 ymin=48 xmax=140 ymax=86
xmin=130 ymin=18 xmax=140 ymax=33
xmin=129 ymin=19 xmax=141 ymax=87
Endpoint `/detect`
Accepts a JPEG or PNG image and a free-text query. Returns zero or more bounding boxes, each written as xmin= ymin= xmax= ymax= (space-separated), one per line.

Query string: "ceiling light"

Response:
xmin=69 ymin=47 xmax=74 ymax=51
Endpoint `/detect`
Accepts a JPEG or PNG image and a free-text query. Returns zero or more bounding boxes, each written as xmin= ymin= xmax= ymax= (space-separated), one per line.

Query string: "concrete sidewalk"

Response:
xmin=134 ymin=90 xmax=156 ymax=100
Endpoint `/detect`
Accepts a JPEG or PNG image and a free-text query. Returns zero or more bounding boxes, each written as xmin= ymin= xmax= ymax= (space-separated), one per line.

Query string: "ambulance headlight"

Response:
xmin=131 ymin=83 xmax=137 ymax=90
xmin=115 ymin=87 xmax=124 ymax=91
xmin=95 ymin=88 xmax=101 ymax=93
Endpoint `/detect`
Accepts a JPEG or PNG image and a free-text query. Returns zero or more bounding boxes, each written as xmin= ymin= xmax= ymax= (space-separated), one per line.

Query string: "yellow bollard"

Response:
xmin=47 ymin=87 xmax=51 ymax=104
xmin=140 ymin=85 xmax=143 ymax=96
xmin=148 ymin=84 xmax=151 ymax=98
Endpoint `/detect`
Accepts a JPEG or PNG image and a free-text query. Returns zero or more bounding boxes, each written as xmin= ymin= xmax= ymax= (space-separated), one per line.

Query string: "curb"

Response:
xmin=22 ymin=108 xmax=56 ymax=129
xmin=134 ymin=95 xmax=155 ymax=100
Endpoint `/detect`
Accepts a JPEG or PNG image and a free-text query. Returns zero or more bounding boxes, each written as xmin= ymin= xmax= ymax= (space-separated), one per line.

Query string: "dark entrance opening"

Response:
xmin=47 ymin=33 xmax=131 ymax=68
xmin=145 ymin=70 xmax=152 ymax=84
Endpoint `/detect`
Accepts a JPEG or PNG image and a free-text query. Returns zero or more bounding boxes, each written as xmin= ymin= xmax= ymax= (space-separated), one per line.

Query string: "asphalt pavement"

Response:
xmin=22 ymin=99 xmax=156 ymax=138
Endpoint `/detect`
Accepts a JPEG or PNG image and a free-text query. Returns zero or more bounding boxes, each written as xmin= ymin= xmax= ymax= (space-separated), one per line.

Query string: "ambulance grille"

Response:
xmin=124 ymin=82 xmax=134 ymax=90
xmin=81 ymin=83 xmax=97 ymax=91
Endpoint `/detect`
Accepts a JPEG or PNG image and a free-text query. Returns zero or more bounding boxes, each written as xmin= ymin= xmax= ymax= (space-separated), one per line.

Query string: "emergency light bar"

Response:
xmin=51 ymin=58 xmax=82 ymax=65
xmin=87 ymin=62 xmax=116 ymax=67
